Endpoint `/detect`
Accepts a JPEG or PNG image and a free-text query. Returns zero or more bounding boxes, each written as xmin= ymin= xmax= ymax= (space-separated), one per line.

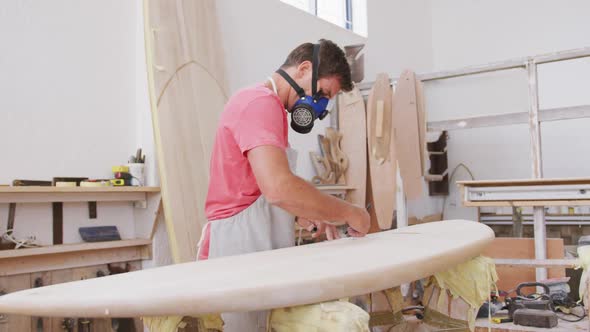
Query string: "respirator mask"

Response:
xmin=276 ymin=44 xmax=334 ymax=134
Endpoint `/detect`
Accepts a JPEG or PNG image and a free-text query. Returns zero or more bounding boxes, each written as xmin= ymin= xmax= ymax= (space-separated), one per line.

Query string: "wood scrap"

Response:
xmin=325 ymin=127 xmax=348 ymax=184
xmin=310 ymin=128 xmax=350 ymax=185
xmin=310 ymin=151 xmax=335 ymax=185
xmin=482 ymin=238 xmax=565 ymax=292
xmin=318 ymin=134 xmax=340 ymax=183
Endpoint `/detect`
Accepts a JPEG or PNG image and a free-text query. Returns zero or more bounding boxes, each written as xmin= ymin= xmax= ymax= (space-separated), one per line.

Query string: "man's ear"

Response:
xmin=295 ymin=60 xmax=312 ymax=78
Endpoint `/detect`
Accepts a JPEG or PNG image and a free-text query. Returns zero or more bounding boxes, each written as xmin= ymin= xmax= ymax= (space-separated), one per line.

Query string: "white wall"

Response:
xmin=0 ymin=1 xmax=138 ymax=183
xmin=216 ymin=0 xmax=366 ymax=179
xmin=0 ymin=1 xmax=141 ymax=244
xmin=364 ymin=0 xmax=434 ymax=80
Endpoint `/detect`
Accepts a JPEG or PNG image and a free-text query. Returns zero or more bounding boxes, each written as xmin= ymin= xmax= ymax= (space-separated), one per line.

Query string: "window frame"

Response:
xmin=280 ymin=0 xmax=365 ymax=36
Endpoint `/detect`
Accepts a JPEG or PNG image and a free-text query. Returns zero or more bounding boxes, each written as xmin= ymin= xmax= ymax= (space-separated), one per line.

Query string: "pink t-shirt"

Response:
xmin=205 ymin=85 xmax=288 ymax=221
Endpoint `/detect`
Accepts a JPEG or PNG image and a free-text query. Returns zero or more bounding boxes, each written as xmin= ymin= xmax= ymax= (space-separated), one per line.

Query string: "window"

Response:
xmin=281 ymin=0 xmax=367 ymax=37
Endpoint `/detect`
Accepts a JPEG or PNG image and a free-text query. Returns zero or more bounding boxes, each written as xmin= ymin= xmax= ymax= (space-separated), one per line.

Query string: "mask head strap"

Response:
xmin=276 ymin=69 xmax=305 ymax=98
xmin=311 ymin=43 xmax=320 ymax=99
xmin=276 ymin=43 xmax=321 ymax=100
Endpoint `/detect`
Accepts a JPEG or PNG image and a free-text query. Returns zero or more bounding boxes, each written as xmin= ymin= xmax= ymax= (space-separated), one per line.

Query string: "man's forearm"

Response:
xmin=267 ymin=174 xmax=359 ymax=222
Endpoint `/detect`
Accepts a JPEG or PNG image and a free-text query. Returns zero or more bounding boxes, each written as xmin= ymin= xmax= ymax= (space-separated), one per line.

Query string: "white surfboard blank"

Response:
xmin=0 ymin=220 xmax=493 ymax=317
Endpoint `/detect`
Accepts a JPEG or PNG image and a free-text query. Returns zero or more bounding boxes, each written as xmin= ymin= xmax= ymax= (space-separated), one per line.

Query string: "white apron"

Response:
xmin=197 ymin=148 xmax=297 ymax=332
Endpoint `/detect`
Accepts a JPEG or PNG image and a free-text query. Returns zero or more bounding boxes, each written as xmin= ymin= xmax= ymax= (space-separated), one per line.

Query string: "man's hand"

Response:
xmin=345 ymin=206 xmax=371 ymax=237
xmin=296 ymin=218 xmax=341 ymax=241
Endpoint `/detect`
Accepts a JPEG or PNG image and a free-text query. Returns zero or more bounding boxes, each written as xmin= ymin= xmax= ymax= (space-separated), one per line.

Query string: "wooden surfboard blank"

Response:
xmin=144 ymin=0 xmax=228 ymax=262
xmin=393 ymin=70 xmax=423 ymax=200
xmin=338 ymin=87 xmax=367 ymax=207
xmin=415 ymin=77 xmax=427 ymax=176
xmin=367 ymin=74 xmax=396 ymax=230
xmin=0 ymin=220 xmax=494 ymax=317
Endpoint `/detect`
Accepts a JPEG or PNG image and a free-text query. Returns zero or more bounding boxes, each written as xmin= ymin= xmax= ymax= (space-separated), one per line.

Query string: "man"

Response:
xmin=199 ymin=40 xmax=371 ymax=331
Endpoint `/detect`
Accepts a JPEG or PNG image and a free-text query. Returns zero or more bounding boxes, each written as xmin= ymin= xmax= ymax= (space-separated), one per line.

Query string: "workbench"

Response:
xmin=458 ymin=178 xmax=590 ymax=284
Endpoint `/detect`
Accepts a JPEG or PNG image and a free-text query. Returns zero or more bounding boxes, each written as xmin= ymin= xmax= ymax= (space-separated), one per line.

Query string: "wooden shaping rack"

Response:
xmin=358 ymin=46 xmax=590 ymax=282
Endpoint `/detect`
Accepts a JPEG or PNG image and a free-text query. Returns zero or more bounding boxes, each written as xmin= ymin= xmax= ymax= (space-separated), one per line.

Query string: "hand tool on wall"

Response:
xmin=1 ymin=180 xmax=51 ymax=249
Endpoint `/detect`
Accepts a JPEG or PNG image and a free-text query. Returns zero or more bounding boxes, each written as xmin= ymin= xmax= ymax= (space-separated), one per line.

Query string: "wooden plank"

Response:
xmin=415 ymin=78 xmax=427 ymax=176
xmin=392 ymin=70 xmax=423 ymax=200
xmin=366 ymin=73 xmax=396 ymax=229
xmin=49 ymin=269 xmax=73 ymax=332
xmin=494 ymin=258 xmax=578 ymax=268
xmin=30 ymin=272 xmax=51 ymax=332
xmin=0 ymin=275 xmax=31 ymax=332
xmin=0 ymin=192 xmax=147 ymax=204
xmin=365 ymin=167 xmax=381 ymax=233
xmin=458 ymin=177 xmax=590 ymax=187
xmin=526 ymin=59 xmax=543 ymax=179
xmin=428 ymin=105 xmax=590 ymax=132
xmin=72 ymin=266 xmax=111 ymax=332
xmin=0 ymin=239 xmax=151 ymax=259
xmin=337 ymin=87 xmax=367 ymax=207
xmin=0 ymin=244 xmax=150 ymax=277
xmin=144 ymin=0 xmax=228 ymax=263
xmin=463 ymin=199 xmax=590 ymax=207
xmin=482 ymin=238 xmax=564 ymax=292
xmin=357 ymin=47 xmax=590 ymax=91
xmin=420 ymin=58 xmax=525 ymax=82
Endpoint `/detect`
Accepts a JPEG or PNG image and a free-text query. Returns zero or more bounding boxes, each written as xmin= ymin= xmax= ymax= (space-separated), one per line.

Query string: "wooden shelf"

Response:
xmin=0 ymin=187 xmax=160 ymax=193
xmin=0 ymin=186 xmax=160 ymax=204
xmin=0 ymin=239 xmax=152 ymax=276
xmin=0 ymin=239 xmax=151 ymax=259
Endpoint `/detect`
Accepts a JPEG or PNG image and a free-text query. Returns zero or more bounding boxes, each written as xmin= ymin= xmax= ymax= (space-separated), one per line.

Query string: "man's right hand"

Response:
xmin=346 ymin=206 xmax=371 ymax=237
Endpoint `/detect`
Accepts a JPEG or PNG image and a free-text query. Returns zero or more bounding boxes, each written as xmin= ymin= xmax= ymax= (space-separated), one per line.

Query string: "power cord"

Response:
xmin=441 ymin=163 xmax=475 ymax=219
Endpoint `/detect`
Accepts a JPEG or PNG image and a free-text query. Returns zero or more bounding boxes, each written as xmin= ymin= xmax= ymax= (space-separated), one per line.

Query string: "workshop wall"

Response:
xmin=0 ymin=1 xmax=138 ymax=183
xmin=0 ymin=1 xmax=140 ymax=245
xmin=364 ymin=0 xmax=434 ymax=80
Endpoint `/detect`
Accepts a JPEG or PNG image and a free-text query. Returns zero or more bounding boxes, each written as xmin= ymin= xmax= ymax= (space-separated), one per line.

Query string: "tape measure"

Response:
xmin=110 ymin=179 xmax=126 ymax=186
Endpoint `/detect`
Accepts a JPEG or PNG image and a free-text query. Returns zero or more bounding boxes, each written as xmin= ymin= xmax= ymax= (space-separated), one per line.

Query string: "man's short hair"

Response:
xmin=280 ymin=39 xmax=353 ymax=92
